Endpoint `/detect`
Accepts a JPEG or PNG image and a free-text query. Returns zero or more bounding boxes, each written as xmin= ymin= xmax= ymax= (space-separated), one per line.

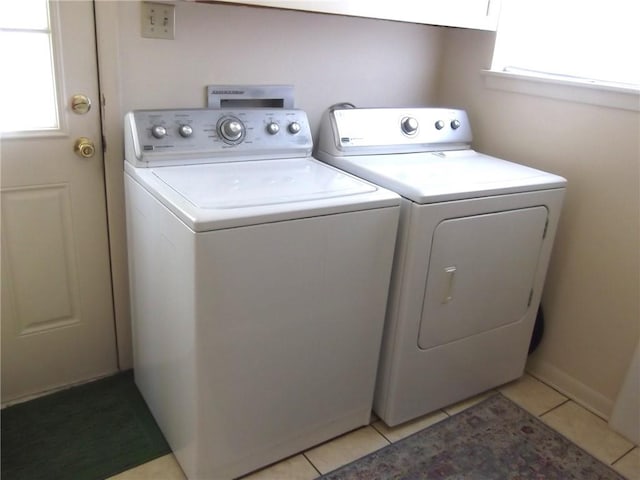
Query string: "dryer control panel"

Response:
xmin=125 ymin=108 xmax=313 ymax=167
xmin=316 ymin=107 xmax=473 ymax=156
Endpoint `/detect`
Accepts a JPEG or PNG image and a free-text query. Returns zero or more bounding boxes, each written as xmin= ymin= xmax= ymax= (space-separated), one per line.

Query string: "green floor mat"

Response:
xmin=1 ymin=370 xmax=171 ymax=480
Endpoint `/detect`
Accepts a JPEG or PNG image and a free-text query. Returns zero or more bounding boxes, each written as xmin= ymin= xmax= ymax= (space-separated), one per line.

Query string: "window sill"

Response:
xmin=1 ymin=128 xmax=67 ymax=139
xmin=481 ymin=70 xmax=640 ymax=112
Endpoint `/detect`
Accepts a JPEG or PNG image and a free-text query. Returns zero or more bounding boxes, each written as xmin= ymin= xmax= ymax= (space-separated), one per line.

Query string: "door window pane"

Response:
xmin=0 ymin=0 xmax=59 ymax=134
xmin=0 ymin=0 xmax=49 ymax=30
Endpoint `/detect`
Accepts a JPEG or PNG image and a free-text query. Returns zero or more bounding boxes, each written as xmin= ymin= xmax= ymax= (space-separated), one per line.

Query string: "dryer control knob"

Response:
xmin=151 ymin=125 xmax=167 ymax=139
xmin=288 ymin=122 xmax=301 ymax=134
xmin=401 ymin=116 xmax=419 ymax=135
xmin=178 ymin=124 xmax=193 ymax=137
xmin=451 ymin=119 xmax=461 ymax=130
xmin=266 ymin=122 xmax=280 ymax=135
xmin=435 ymin=120 xmax=445 ymax=130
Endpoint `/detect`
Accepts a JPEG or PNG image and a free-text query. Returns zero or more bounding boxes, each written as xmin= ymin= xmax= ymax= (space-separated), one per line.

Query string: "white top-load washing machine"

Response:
xmin=316 ymin=107 xmax=567 ymax=427
xmin=124 ymin=108 xmax=400 ymax=479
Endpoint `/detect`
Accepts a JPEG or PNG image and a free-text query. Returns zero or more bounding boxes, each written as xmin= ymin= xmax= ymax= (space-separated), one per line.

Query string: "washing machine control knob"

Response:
xmin=451 ymin=119 xmax=461 ymax=130
xmin=401 ymin=117 xmax=419 ymax=135
xmin=434 ymin=120 xmax=445 ymax=130
xmin=151 ymin=125 xmax=167 ymax=139
xmin=178 ymin=124 xmax=193 ymax=138
xmin=219 ymin=117 xmax=245 ymax=143
xmin=288 ymin=122 xmax=301 ymax=134
xmin=266 ymin=122 xmax=280 ymax=135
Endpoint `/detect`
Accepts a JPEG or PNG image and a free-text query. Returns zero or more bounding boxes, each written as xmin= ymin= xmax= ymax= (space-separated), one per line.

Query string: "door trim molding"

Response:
xmin=94 ymin=1 xmax=132 ymax=369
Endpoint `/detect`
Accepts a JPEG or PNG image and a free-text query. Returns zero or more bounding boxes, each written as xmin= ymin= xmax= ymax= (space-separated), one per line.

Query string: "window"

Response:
xmin=0 ymin=0 xmax=60 ymax=134
xmin=492 ymin=0 xmax=640 ymax=87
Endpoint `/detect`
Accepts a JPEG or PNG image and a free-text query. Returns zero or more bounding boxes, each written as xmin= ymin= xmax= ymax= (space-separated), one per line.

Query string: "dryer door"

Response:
xmin=418 ymin=206 xmax=548 ymax=350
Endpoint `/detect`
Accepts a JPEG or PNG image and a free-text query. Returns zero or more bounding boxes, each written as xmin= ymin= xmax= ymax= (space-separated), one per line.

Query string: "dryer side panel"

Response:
xmin=418 ymin=206 xmax=548 ymax=349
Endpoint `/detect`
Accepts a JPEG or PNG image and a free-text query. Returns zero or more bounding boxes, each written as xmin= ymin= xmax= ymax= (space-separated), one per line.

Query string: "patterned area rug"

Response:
xmin=321 ymin=394 xmax=625 ymax=480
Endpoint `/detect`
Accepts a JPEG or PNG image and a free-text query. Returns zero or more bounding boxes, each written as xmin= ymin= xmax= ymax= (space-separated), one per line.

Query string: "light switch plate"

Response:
xmin=141 ymin=2 xmax=175 ymax=40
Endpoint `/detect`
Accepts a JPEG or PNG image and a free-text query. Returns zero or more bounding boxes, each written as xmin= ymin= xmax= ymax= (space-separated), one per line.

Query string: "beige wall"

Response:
xmin=99 ymin=2 xmax=639 ymax=419
xmin=116 ymin=1 xmax=444 ymax=132
xmin=97 ymin=1 xmax=445 ymax=370
xmin=437 ymin=27 xmax=640 ymax=417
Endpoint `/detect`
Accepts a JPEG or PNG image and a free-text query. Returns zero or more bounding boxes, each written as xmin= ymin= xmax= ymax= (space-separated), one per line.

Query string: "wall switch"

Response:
xmin=141 ymin=2 xmax=175 ymax=40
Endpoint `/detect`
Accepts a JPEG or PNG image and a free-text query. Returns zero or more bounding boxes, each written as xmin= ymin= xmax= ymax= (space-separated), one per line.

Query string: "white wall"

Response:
xmin=97 ymin=1 xmax=445 ymax=369
xmin=437 ymin=27 xmax=640 ymax=417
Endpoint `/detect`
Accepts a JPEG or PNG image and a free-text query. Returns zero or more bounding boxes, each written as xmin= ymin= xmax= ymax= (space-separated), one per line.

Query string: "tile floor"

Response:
xmin=109 ymin=374 xmax=639 ymax=480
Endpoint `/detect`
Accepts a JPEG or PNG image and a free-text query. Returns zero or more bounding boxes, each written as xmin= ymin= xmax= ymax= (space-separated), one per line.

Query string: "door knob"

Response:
xmin=74 ymin=137 xmax=96 ymax=158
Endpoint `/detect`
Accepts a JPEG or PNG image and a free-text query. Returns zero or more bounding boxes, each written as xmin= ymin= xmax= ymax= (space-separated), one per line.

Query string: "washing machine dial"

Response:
xmin=451 ymin=119 xmax=461 ymax=130
xmin=178 ymin=124 xmax=193 ymax=138
xmin=266 ymin=122 xmax=280 ymax=135
xmin=401 ymin=117 xmax=419 ymax=135
xmin=434 ymin=120 xmax=445 ymax=130
xmin=218 ymin=117 xmax=245 ymax=143
xmin=151 ymin=125 xmax=167 ymax=139
xmin=288 ymin=122 xmax=301 ymax=134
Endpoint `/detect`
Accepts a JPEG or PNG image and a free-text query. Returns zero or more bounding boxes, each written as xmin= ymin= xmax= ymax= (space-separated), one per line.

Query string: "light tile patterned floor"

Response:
xmin=108 ymin=374 xmax=639 ymax=480
xmin=303 ymin=426 xmax=389 ymax=474
xmin=107 ymin=453 xmax=185 ymax=480
xmin=241 ymin=454 xmax=318 ymax=480
xmin=372 ymin=409 xmax=448 ymax=443
xmin=499 ymin=371 xmax=568 ymax=415
xmin=541 ymin=400 xmax=634 ymax=465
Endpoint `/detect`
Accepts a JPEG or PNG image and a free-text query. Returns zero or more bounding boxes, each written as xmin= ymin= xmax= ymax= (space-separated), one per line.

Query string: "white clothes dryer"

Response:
xmin=316 ymin=107 xmax=566 ymax=427
xmin=124 ymin=108 xmax=400 ymax=479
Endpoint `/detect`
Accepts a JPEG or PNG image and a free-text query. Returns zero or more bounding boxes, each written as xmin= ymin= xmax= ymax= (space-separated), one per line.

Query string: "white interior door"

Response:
xmin=1 ymin=0 xmax=117 ymax=403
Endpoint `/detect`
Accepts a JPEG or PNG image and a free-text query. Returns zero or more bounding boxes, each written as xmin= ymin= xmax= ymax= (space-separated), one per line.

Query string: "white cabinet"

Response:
xmin=205 ymin=0 xmax=501 ymax=31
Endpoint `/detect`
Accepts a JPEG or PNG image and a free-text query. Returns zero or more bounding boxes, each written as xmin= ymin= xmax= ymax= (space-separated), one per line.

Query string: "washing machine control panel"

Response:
xmin=125 ymin=108 xmax=313 ymax=167
xmin=317 ymin=108 xmax=473 ymax=156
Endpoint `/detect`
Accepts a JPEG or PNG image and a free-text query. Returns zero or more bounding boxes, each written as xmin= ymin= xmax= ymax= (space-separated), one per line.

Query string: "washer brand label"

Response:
xmin=210 ymin=90 xmax=245 ymax=95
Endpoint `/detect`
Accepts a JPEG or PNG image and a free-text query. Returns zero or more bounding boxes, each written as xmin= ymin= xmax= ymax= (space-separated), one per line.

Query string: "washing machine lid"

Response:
xmin=125 ymin=157 xmax=400 ymax=231
xmin=317 ymin=149 xmax=567 ymax=204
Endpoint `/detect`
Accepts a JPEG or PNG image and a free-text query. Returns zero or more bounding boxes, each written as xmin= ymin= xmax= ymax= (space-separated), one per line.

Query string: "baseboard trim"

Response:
xmin=1 ymin=371 xmax=117 ymax=409
xmin=526 ymin=360 xmax=614 ymax=420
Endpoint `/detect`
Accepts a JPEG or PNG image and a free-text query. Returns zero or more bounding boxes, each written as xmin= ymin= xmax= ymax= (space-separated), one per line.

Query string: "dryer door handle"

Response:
xmin=442 ymin=266 xmax=457 ymax=304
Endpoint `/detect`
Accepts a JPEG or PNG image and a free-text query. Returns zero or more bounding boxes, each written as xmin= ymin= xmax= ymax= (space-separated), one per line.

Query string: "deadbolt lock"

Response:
xmin=71 ymin=94 xmax=92 ymax=114
xmin=74 ymin=137 xmax=96 ymax=158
